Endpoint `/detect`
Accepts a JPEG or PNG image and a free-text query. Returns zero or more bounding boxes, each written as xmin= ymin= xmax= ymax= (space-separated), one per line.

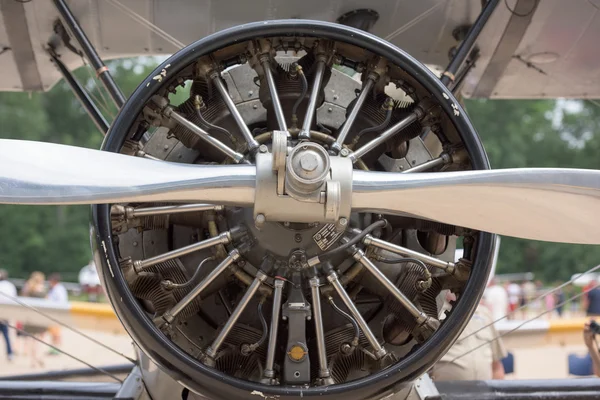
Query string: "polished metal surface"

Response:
xmin=349 ymin=112 xmax=419 ymax=162
xmin=164 ymin=250 xmax=240 ymax=322
xmin=352 ymin=168 xmax=600 ymax=244
xmin=0 ymin=139 xmax=256 ymax=205
xmin=211 ymin=73 xmax=259 ymax=151
xmin=285 ymin=142 xmax=330 ymax=198
xmin=400 ymin=155 xmax=447 ymax=173
xmin=3 ymin=139 xmax=600 ymax=243
xmin=332 ymin=75 xmax=376 ymax=152
xmin=129 ymin=203 xmax=222 ymax=217
xmin=363 ymin=234 xmax=455 ymax=271
xmin=327 ymin=272 xmax=386 ymax=359
xmin=309 ymin=277 xmax=331 ymax=380
xmin=299 ymin=59 xmax=326 ymax=140
xmin=353 ymin=249 xmax=426 ymax=322
xmin=134 ymin=232 xmax=230 ymax=271
xmin=206 ymin=271 xmax=267 ymax=359
xmin=263 ymin=279 xmax=285 ymax=380
xmin=262 ymin=58 xmax=288 ymax=132
xmin=169 ymin=110 xmax=245 ymax=163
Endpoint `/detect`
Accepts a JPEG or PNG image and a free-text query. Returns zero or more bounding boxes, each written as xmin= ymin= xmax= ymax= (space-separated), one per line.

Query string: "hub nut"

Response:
xmin=285 ymin=142 xmax=330 ymax=200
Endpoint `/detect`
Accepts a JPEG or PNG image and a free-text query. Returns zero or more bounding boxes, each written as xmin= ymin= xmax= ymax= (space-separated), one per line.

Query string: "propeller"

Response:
xmin=0 ymin=139 xmax=255 ymax=205
xmin=353 ymin=169 xmax=600 ymax=244
xmin=1 ymin=139 xmax=599 ymax=244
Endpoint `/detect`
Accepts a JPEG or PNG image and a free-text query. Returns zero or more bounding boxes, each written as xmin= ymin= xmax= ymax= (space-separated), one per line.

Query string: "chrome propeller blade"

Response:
xmin=0 ymin=139 xmax=255 ymax=205
xmin=352 ymin=168 xmax=600 ymax=244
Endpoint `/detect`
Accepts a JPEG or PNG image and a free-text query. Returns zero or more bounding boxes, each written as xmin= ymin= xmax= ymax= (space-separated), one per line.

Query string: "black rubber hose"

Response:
xmin=162 ymin=256 xmax=215 ymax=290
xmin=328 ymin=297 xmax=360 ymax=346
xmin=246 ymin=300 xmax=268 ymax=351
xmin=292 ymin=66 xmax=308 ymax=118
xmin=195 ymin=108 xmax=238 ymax=146
xmin=256 ymin=301 xmax=268 ymax=347
xmin=318 ymin=220 xmax=387 ymax=261
xmin=378 ymin=257 xmax=432 ymax=290
xmin=353 ymin=106 xmax=392 ymax=144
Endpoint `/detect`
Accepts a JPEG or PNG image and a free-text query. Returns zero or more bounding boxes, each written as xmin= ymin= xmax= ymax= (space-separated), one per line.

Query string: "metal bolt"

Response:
xmin=132 ymin=241 xmax=138 ymax=247
xmin=163 ymin=145 xmax=169 ymax=151
xmin=259 ymin=144 xmax=268 ymax=153
xmin=283 ymin=221 xmax=290 ymax=227
xmin=340 ymin=148 xmax=350 ymax=157
xmin=299 ymin=152 xmax=318 ymax=172
xmin=333 ymin=94 xmax=339 ymax=100
xmin=327 ymin=107 xmax=333 ymax=113
xmin=253 ymin=104 xmax=258 ymax=109
xmin=255 ymin=213 xmax=266 ymax=229
xmin=248 ymin=90 xmax=254 ymax=97
xmin=294 ymin=233 xmax=302 ymax=243
xmin=338 ymin=217 xmax=348 ymax=227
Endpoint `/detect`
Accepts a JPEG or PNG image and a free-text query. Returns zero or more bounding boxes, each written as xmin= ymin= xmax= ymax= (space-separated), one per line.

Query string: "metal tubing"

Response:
xmin=400 ymin=155 xmax=447 ymax=173
xmin=263 ymin=279 xmax=285 ymax=379
xmin=165 ymin=250 xmax=240 ymax=322
xmin=49 ymin=51 xmax=109 ymax=135
xmin=440 ymin=0 xmax=500 ymax=87
xmin=135 ymin=150 xmax=160 ymax=160
xmin=333 ymin=75 xmax=376 ymax=151
xmin=349 ymin=112 xmax=418 ymax=163
xmin=129 ymin=203 xmax=223 ymax=218
xmin=211 ymin=73 xmax=259 ymax=151
xmin=53 ymin=0 xmax=126 ymax=107
xmin=135 ymin=232 xmax=231 ymax=271
xmin=363 ymin=234 xmax=455 ymax=271
xmin=327 ymin=272 xmax=386 ymax=359
xmin=299 ymin=59 xmax=326 ymax=140
xmin=206 ymin=271 xmax=267 ymax=359
xmin=353 ymin=249 xmax=426 ymax=322
xmin=169 ymin=111 xmax=245 ymax=163
xmin=261 ymin=58 xmax=288 ymax=132
xmin=309 ymin=278 xmax=331 ymax=379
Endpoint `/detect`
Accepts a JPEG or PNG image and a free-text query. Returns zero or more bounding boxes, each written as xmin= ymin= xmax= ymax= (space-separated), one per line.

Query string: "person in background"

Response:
xmin=431 ymin=294 xmax=507 ymax=381
xmin=521 ymin=280 xmax=536 ymax=318
xmin=545 ymin=288 xmax=556 ymax=319
xmin=555 ymin=286 xmax=566 ymax=318
xmin=21 ymin=271 xmax=47 ymax=368
xmin=0 ymin=269 xmax=16 ymax=361
xmin=584 ymin=277 xmax=600 ymax=317
xmin=583 ymin=319 xmax=600 ymax=377
xmin=506 ymin=281 xmax=521 ymax=320
xmin=483 ymin=278 xmax=508 ymax=323
xmin=78 ymin=261 xmax=102 ymax=302
xmin=47 ymin=273 xmax=68 ymax=354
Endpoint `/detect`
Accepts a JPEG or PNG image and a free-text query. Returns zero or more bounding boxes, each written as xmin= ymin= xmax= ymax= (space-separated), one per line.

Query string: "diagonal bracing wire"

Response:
xmin=384 ymin=1 xmax=446 ymax=41
xmin=0 ymin=291 xmax=135 ymax=363
xmin=106 ymin=0 xmax=185 ymax=50
xmin=5 ymin=321 xmax=125 ymax=383
xmin=438 ymin=281 xmax=600 ymax=372
xmin=455 ymin=262 xmax=600 ymax=346
xmin=80 ymin=57 xmax=117 ymax=121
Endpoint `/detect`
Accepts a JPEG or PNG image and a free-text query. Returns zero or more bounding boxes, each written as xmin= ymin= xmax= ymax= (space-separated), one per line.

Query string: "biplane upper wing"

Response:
xmin=0 ymin=0 xmax=597 ymax=99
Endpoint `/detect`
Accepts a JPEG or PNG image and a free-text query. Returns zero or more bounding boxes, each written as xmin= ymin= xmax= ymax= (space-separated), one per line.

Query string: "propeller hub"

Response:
xmin=286 ymin=142 xmax=330 ymax=195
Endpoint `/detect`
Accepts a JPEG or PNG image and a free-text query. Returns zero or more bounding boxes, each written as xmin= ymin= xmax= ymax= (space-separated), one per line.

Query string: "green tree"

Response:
xmin=0 ymin=59 xmax=157 ymax=281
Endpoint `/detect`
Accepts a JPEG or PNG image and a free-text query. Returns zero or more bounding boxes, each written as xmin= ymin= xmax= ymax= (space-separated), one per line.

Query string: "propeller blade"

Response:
xmin=0 ymin=140 xmax=255 ymax=205
xmin=352 ymin=168 xmax=600 ymax=244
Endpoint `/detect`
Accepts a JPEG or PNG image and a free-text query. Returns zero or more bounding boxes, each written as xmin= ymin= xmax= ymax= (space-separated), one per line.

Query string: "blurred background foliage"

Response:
xmin=0 ymin=59 xmax=599 ymax=282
